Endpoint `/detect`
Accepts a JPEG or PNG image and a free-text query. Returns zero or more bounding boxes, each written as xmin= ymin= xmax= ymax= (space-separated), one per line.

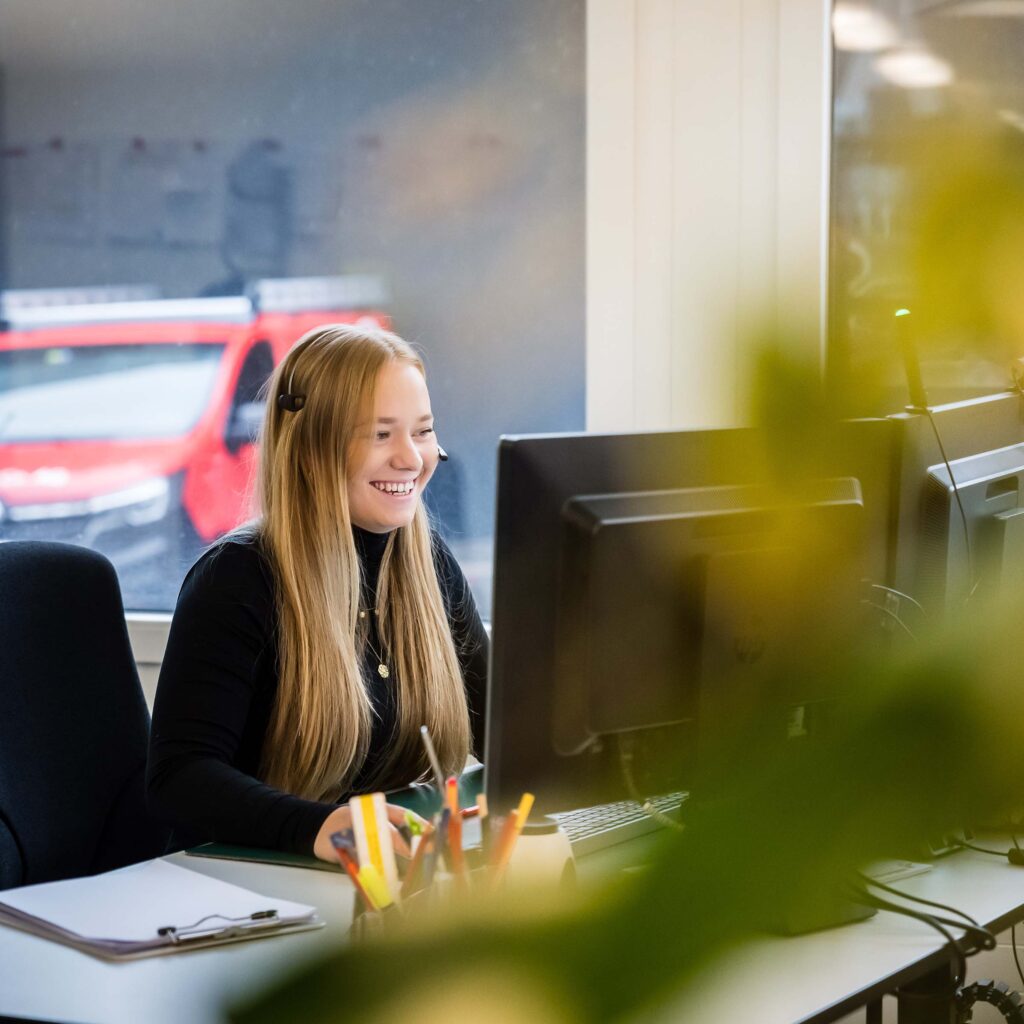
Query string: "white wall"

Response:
xmin=587 ymin=0 xmax=833 ymax=432
xmin=127 ymin=618 xmax=167 ymax=707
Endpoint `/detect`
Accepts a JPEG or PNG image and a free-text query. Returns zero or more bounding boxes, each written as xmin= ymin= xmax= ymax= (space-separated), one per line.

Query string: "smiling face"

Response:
xmin=346 ymin=360 xmax=439 ymax=534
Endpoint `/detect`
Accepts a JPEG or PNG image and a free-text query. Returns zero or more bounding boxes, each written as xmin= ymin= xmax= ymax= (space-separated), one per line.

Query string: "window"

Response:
xmin=829 ymin=0 xmax=1024 ymax=417
xmin=0 ymin=1 xmax=586 ymax=616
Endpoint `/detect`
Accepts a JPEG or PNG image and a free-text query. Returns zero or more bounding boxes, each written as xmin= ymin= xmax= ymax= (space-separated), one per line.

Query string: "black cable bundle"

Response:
xmin=849 ymin=873 xmax=996 ymax=990
xmin=850 ymin=873 xmax=1024 ymax=1021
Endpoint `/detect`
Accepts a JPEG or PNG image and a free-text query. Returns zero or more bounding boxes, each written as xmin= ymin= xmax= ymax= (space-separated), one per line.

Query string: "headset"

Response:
xmin=278 ymin=362 xmax=449 ymax=462
xmin=277 ymin=364 xmax=306 ymax=413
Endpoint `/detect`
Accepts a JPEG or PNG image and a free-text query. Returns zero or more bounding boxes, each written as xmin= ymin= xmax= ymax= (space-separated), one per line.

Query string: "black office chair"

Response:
xmin=0 ymin=541 xmax=170 ymax=890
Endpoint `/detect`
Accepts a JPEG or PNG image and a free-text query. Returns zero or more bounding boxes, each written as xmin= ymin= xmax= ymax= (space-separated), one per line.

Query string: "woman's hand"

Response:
xmin=313 ymin=803 xmax=428 ymax=863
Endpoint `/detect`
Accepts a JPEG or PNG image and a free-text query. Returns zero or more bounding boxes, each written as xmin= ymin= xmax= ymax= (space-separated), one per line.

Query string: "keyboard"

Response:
xmin=551 ymin=792 xmax=688 ymax=858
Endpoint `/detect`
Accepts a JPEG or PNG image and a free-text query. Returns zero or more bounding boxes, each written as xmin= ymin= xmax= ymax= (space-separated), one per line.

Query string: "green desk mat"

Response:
xmin=185 ymin=764 xmax=484 ymax=872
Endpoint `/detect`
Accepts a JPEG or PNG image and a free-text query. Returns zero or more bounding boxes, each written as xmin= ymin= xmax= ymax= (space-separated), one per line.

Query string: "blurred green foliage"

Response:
xmin=233 ymin=609 xmax=1024 ymax=1024
xmin=233 ymin=116 xmax=1024 ymax=1024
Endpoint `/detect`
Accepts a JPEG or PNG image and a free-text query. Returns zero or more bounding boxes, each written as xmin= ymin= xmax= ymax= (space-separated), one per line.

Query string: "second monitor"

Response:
xmin=484 ymin=421 xmax=895 ymax=816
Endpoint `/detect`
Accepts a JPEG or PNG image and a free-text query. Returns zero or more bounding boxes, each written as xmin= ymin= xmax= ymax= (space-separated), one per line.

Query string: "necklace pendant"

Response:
xmin=377 ymin=663 xmax=390 ymax=679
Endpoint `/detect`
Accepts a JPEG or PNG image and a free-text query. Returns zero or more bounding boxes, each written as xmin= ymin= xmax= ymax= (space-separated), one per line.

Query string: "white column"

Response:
xmin=587 ymin=0 xmax=832 ymax=432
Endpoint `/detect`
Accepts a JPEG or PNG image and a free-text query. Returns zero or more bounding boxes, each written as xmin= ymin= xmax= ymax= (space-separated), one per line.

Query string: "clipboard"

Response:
xmin=0 ymin=859 xmax=323 ymax=961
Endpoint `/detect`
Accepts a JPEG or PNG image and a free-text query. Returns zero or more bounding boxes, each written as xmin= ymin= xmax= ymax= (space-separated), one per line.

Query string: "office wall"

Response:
xmin=587 ymin=0 xmax=832 ymax=431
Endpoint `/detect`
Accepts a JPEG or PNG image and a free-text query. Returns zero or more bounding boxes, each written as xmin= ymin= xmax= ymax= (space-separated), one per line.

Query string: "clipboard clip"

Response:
xmin=157 ymin=909 xmax=278 ymax=944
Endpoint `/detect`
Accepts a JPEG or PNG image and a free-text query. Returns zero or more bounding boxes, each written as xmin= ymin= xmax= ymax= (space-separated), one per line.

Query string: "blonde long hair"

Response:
xmin=255 ymin=324 xmax=470 ymax=801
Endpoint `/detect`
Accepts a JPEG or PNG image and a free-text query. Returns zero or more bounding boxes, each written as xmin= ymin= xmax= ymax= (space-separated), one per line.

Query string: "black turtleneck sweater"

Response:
xmin=146 ymin=527 xmax=488 ymax=855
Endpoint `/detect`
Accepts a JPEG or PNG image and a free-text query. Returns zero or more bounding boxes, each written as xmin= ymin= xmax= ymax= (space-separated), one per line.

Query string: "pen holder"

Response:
xmin=503 ymin=820 xmax=575 ymax=893
xmin=346 ymin=819 xmax=575 ymax=942
xmin=348 ymin=868 xmax=482 ymax=942
xmin=349 ymin=901 xmax=388 ymax=942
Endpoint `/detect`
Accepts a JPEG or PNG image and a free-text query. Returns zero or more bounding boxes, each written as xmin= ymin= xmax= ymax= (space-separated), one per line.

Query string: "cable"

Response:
xmin=849 ymin=885 xmax=971 ymax=984
xmin=616 ymin=734 xmax=685 ymax=833
xmin=861 ymin=599 xmax=918 ymax=640
xmin=870 ymin=583 xmax=926 ymax=615
xmin=858 ymin=872 xmax=979 ymax=927
xmin=896 ymin=308 xmax=977 ymax=607
xmin=1015 ymin=925 xmax=1024 ymax=991
xmin=955 ymin=839 xmax=1010 ymax=858
xmin=924 ymin=409 xmax=976 ymax=605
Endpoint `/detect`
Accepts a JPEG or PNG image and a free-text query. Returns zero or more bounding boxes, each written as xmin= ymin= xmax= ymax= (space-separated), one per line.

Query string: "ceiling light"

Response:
xmin=938 ymin=0 xmax=1024 ymax=16
xmin=832 ymin=2 xmax=900 ymax=51
xmin=875 ymin=46 xmax=954 ymax=88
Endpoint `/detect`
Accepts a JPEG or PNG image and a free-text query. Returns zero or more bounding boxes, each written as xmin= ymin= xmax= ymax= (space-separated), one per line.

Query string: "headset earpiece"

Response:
xmin=277 ymin=393 xmax=305 ymax=412
xmin=278 ymin=364 xmax=306 ymax=413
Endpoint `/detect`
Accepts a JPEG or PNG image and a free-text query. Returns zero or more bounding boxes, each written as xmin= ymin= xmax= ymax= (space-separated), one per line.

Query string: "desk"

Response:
xmin=1 ymin=847 xmax=1023 ymax=1024
xmin=662 ymin=849 xmax=1024 ymax=1023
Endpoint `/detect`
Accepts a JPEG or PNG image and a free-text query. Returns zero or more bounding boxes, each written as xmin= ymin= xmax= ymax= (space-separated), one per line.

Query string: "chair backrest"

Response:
xmin=0 ymin=541 xmax=170 ymax=888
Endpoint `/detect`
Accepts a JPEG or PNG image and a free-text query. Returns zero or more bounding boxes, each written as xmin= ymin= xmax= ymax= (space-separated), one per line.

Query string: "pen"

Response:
xmin=331 ymin=838 xmax=376 ymax=914
xmin=419 ymin=724 xmax=447 ymax=792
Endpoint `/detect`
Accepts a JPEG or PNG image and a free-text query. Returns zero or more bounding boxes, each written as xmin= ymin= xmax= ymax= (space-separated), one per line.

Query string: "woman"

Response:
xmin=146 ymin=324 xmax=488 ymax=861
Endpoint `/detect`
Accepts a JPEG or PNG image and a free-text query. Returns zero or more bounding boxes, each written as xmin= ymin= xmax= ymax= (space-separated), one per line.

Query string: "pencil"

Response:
xmin=400 ymin=828 xmax=434 ymax=898
xmin=491 ymin=792 xmax=536 ymax=886
xmin=419 ymin=725 xmax=446 ymax=792
xmin=434 ymin=807 xmax=451 ymax=872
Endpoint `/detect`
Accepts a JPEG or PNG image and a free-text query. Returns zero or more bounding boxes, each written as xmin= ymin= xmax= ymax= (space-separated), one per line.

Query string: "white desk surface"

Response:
xmin=2 ymin=847 xmax=1023 ymax=1024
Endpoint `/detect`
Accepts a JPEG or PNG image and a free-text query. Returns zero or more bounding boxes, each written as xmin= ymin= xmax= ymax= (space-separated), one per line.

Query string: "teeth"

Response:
xmin=373 ymin=481 xmax=413 ymax=494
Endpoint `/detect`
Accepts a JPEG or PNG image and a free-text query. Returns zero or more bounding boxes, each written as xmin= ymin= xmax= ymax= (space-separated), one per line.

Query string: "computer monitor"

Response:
xmin=484 ymin=421 xmax=895 ymax=815
xmin=891 ymin=390 xmax=1024 ymax=617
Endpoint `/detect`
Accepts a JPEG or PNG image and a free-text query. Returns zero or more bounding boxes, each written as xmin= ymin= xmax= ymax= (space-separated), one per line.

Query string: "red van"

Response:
xmin=0 ymin=278 xmax=389 ymax=607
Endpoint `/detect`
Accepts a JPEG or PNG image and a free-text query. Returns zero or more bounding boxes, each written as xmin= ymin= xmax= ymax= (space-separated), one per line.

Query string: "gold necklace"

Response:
xmin=359 ymin=608 xmax=390 ymax=679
